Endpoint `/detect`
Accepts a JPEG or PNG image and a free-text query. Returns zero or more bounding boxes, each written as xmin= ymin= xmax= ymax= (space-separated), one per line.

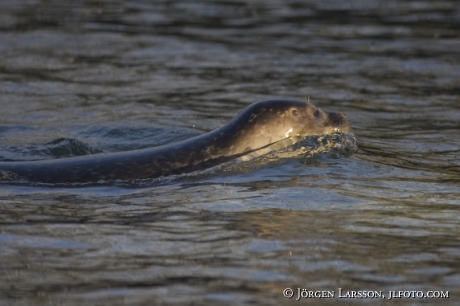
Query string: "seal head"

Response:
xmin=220 ymin=99 xmax=349 ymax=156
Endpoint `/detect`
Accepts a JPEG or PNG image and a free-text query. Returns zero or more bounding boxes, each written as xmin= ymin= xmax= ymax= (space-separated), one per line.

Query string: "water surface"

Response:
xmin=0 ymin=1 xmax=459 ymax=305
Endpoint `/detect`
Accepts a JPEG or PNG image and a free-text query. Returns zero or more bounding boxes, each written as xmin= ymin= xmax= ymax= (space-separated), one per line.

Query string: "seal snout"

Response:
xmin=326 ymin=111 xmax=350 ymax=130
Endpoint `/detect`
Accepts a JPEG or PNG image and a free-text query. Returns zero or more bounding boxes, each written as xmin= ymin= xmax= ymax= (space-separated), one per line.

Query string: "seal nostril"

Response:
xmin=328 ymin=112 xmax=349 ymax=126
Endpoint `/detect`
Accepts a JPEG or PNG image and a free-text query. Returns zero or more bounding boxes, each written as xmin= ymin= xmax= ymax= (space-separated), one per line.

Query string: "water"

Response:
xmin=1 ymin=0 xmax=459 ymax=305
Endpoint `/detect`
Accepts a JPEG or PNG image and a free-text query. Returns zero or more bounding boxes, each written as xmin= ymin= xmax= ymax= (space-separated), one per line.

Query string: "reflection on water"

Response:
xmin=0 ymin=0 xmax=459 ymax=305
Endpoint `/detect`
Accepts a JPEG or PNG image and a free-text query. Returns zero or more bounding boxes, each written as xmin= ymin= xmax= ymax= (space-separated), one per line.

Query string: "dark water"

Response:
xmin=1 ymin=0 xmax=459 ymax=305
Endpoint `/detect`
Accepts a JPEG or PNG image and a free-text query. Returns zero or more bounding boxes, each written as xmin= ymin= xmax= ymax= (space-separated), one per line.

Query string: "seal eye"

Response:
xmin=291 ymin=109 xmax=299 ymax=116
xmin=314 ymin=109 xmax=320 ymax=117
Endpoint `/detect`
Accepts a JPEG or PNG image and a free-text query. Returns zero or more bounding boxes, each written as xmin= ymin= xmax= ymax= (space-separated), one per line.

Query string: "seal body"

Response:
xmin=0 ymin=100 xmax=350 ymax=183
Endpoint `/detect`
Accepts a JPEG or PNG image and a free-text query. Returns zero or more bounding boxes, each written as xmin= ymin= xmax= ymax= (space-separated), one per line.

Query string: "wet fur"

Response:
xmin=0 ymin=100 xmax=349 ymax=183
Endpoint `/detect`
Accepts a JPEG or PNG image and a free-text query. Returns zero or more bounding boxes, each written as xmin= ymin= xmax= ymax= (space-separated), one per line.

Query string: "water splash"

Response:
xmin=186 ymin=133 xmax=358 ymax=178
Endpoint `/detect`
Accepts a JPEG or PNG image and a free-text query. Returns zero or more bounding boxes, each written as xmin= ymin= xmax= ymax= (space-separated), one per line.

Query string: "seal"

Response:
xmin=0 ymin=99 xmax=350 ymax=183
